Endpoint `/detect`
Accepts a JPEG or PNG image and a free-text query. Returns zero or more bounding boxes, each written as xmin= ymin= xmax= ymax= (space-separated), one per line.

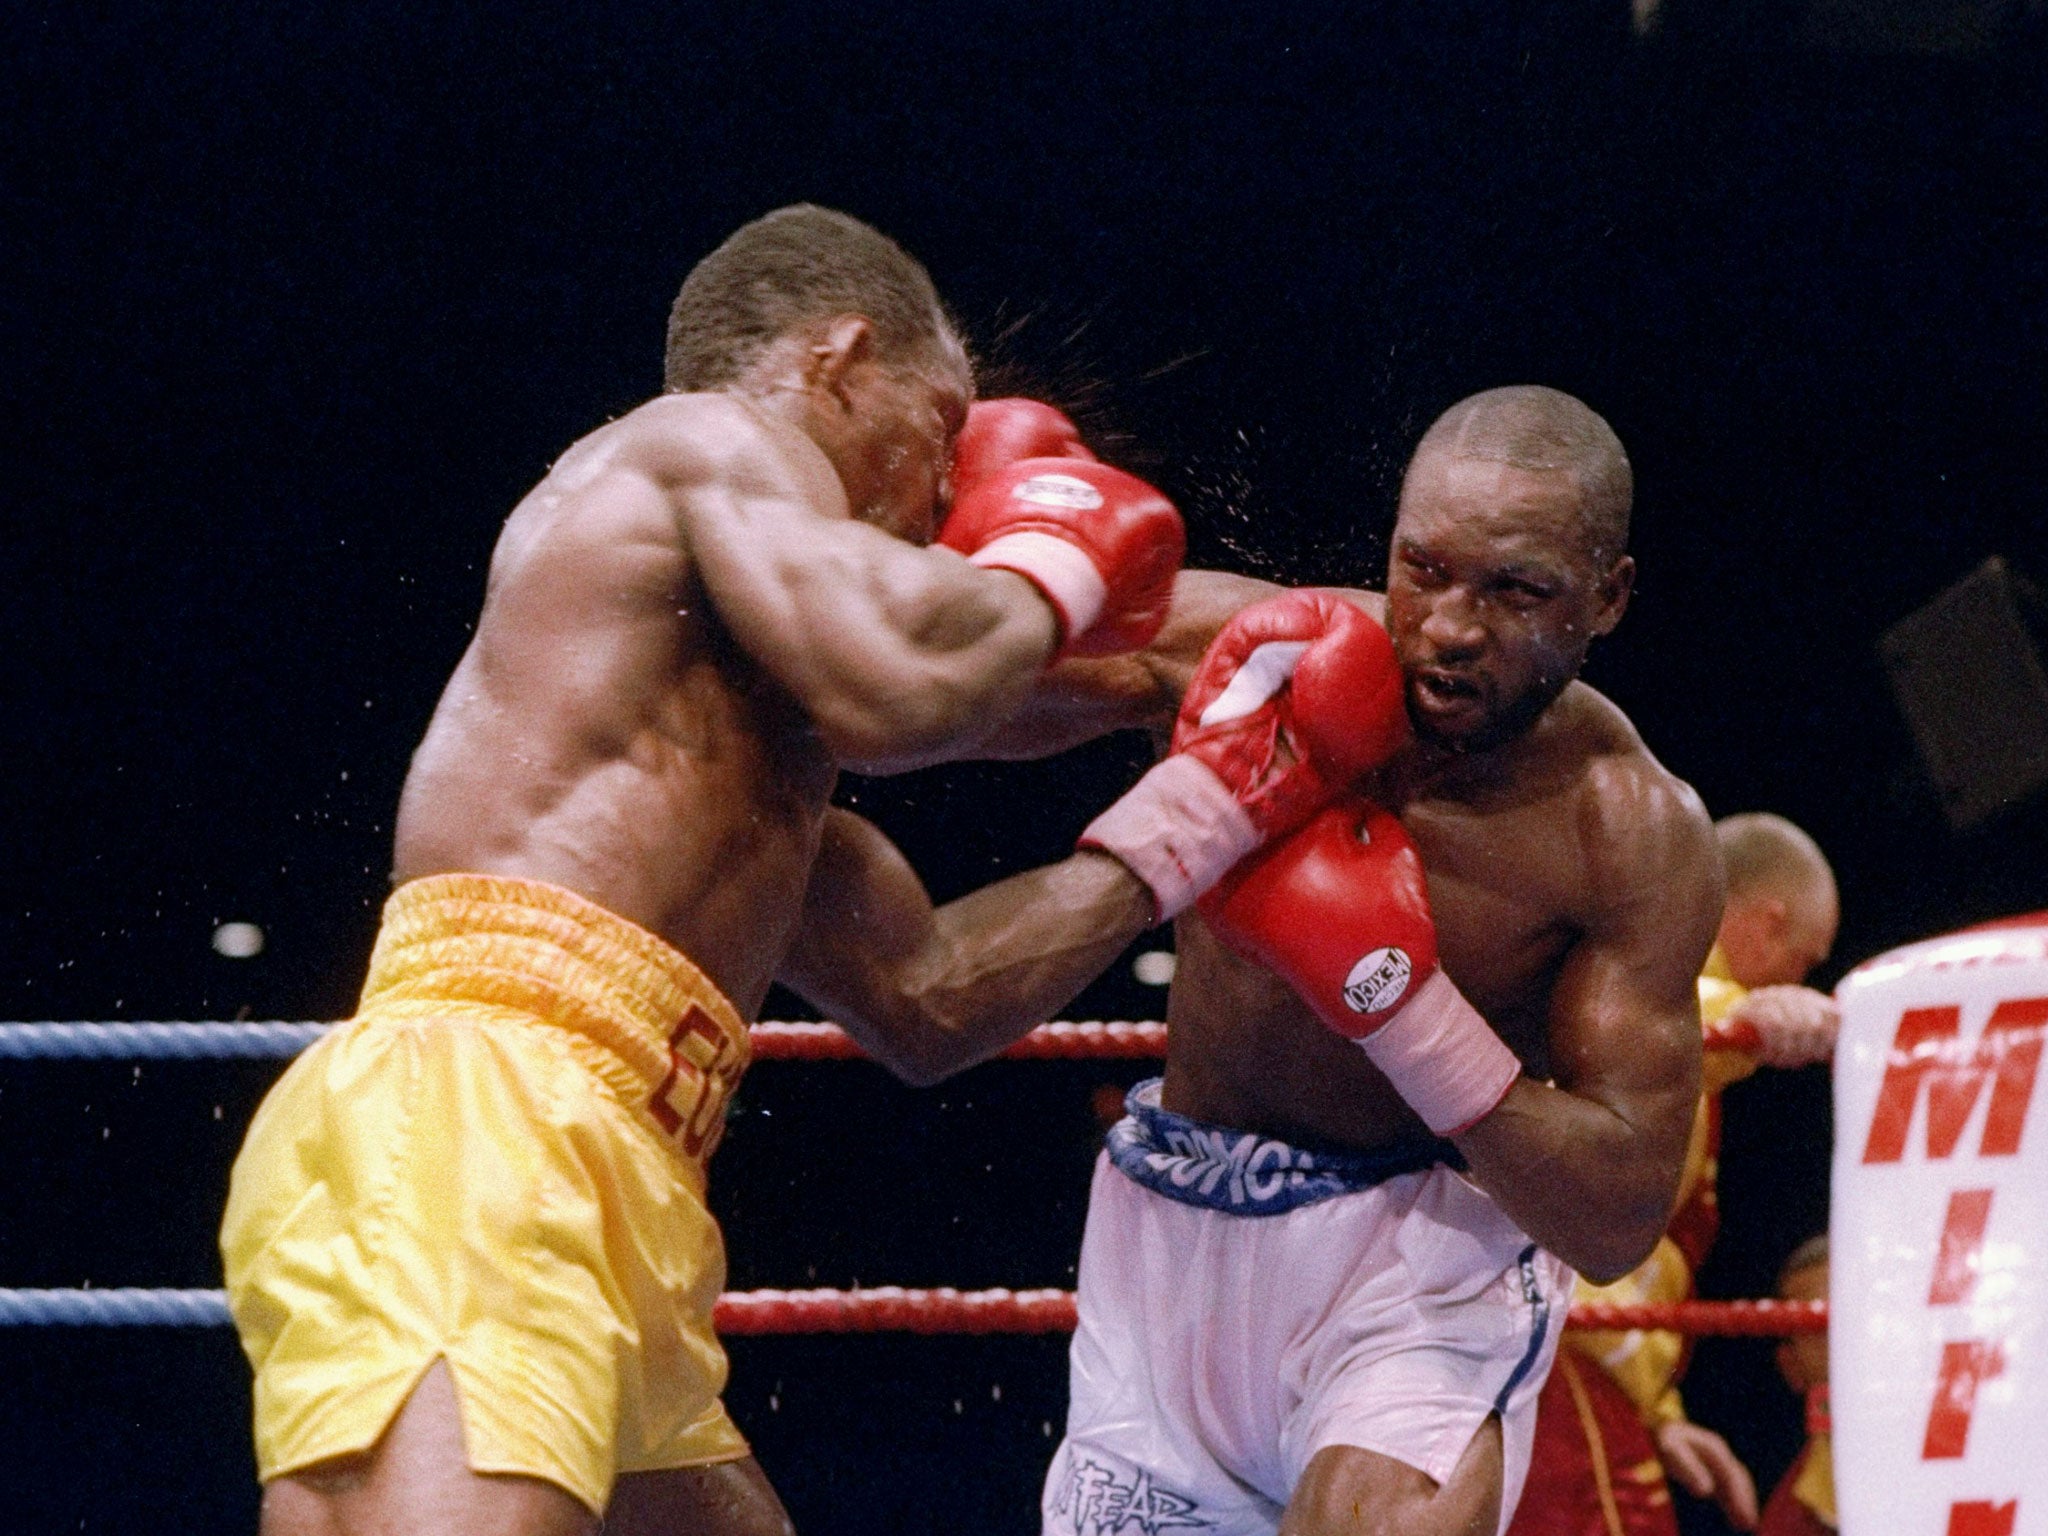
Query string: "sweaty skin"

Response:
xmin=306 ymin=328 xmax=1162 ymax=1536
xmin=396 ymin=377 xmax=1091 ymax=1021
xmin=806 ymin=448 xmax=1720 ymax=1536
xmin=979 ymin=440 xmax=1721 ymax=1284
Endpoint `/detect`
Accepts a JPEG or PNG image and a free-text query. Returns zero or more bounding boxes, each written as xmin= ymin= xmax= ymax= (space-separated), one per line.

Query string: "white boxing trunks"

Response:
xmin=1043 ymin=1079 xmax=1572 ymax=1536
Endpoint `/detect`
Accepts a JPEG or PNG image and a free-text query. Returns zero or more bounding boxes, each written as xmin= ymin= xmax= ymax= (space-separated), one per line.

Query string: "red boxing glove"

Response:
xmin=950 ymin=398 xmax=1095 ymax=505
xmin=940 ymin=456 xmax=1184 ymax=658
xmin=1170 ymin=591 xmax=1405 ymax=836
xmin=1079 ymin=591 xmax=1407 ymax=920
xmin=1202 ymin=800 xmax=1521 ymax=1136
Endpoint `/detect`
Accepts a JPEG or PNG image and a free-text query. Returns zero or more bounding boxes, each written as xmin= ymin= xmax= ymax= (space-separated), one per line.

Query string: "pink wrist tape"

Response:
xmin=969 ymin=533 xmax=1107 ymax=648
xmin=1079 ymin=754 xmax=1261 ymax=922
xmin=1357 ymin=969 xmax=1521 ymax=1136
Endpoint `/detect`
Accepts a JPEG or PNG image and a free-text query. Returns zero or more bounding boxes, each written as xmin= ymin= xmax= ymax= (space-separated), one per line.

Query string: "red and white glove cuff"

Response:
xmin=969 ymin=533 xmax=1107 ymax=650
xmin=1357 ymin=970 xmax=1521 ymax=1136
xmin=1079 ymin=754 xmax=1261 ymax=922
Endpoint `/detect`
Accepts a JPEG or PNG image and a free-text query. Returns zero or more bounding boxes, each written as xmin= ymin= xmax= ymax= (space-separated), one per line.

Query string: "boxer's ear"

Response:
xmin=806 ymin=315 xmax=877 ymax=410
xmin=1588 ymin=554 xmax=1634 ymax=638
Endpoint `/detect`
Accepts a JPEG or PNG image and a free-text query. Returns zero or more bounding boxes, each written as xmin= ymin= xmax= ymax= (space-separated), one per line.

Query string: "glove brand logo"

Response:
xmin=1343 ymin=946 xmax=1412 ymax=1015
xmin=1014 ymin=473 xmax=1105 ymax=511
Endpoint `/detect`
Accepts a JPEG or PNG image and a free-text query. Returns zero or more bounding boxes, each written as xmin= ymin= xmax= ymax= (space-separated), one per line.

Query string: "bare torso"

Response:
xmin=1164 ymin=679 xmax=1660 ymax=1148
xmin=393 ymin=395 xmax=838 ymax=1017
xmin=1066 ymin=574 xmax=1706 ymax=1155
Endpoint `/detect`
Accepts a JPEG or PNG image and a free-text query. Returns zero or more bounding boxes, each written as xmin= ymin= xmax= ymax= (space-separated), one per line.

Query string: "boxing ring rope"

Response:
xmin=0 ymin=1017 xmax=1763 ymax=1062
xmin=0 ymin=1014 xmax=1793 ymax=1332
xmin=0 ymin=1288 xmax=1827 ymax=1335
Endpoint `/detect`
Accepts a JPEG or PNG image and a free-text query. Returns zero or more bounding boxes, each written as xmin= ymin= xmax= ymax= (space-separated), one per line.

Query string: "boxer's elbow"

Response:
xmin=845 ymin=995 xmax=980 ymax=1088
xmin=871 ymin=1027 xmax=977 ymax=1088
xmin=1565 ymin=1184 xmax=1677 ymax=1283
xmin=1570 ymin=1225 xmax=1662 ymax=1286
xmin=811 ymin=702 xmax=948 ymax=772
xmin=880 ymin=1046 xmax=958 ymax=1090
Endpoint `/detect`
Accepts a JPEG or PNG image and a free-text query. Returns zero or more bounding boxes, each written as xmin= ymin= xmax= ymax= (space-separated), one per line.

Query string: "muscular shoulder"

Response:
xmin=1145 ymin=569 xmax=1286 ymax=674
xmin=601 ymin=392 xmax=836 ymax=504
xmin=1558 ymin=685 xmax=1721 ymax=937
xmin=499 ymin=394 xmax=838 ymax=569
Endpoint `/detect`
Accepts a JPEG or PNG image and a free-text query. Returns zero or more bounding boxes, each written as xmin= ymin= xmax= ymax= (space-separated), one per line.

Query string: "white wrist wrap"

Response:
xmin=969 ymin=533 xmax=1107 ymax=649
xmin=1357 ymin=969 xmax=1522 ymax=1136
xmin=1079 ymin=754 xmax=1261 ymax=922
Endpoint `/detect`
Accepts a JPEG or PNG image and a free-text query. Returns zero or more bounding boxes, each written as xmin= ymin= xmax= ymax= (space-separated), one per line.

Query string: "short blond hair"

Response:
xmin=1717 ymin=813 xmax=1834 ymax=903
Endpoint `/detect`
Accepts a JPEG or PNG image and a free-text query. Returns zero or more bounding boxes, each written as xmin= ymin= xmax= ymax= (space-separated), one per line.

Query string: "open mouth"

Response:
xmin=1413 ymin=669 xmax=1485 ymax=714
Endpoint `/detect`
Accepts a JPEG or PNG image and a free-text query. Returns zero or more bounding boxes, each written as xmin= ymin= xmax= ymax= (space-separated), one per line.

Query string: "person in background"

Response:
xmin=1757 ymin=1236 xmax=1833 ymax=1535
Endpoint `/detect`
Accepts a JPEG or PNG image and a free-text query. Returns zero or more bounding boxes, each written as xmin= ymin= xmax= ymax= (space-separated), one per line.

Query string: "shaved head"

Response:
xmin=1715 ymin=812 xmax=1839 ymax=987
xmin=1412 ymin=386 xmax=1633 ymax=564
xmin=1717 ymin=813 xmax=1835 ymax=905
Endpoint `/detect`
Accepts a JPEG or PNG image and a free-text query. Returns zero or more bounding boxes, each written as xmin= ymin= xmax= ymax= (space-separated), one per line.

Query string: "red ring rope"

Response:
xmin=748 ymin=1019 xmax=1764 ymax=1061
xmin=707 ymin=1289 xmax=1826 ymax=1336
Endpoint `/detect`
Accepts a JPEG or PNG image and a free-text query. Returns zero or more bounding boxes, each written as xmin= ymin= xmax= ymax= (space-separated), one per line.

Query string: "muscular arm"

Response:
xmin=1453 ymin=774 xmax=1722 ymax=1281
xmin=678 ymin=410 xmax=1062 ymax=773
xmin=966 ymin=568 xmax=1289 ymax=759
xmin=778 ymin=809 xmax=1156 ymax=1086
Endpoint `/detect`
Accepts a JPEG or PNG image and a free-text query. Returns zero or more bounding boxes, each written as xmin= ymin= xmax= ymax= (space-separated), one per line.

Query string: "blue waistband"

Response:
xmin=1104 ymin=1078 xmax=1460 ymax=1216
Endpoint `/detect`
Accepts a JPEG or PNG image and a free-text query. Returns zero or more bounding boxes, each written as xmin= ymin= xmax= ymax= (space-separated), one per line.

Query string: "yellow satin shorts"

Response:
xmin=220 ymin=874 xmax=754 ymax=1513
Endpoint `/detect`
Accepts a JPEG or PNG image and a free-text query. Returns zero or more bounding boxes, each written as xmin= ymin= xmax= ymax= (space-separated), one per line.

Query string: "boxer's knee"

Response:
xmin=604 ymin=1457 xmax=796 ymax=1536
xmin=1281 ymin=1418 xmax=1502 ymax=1536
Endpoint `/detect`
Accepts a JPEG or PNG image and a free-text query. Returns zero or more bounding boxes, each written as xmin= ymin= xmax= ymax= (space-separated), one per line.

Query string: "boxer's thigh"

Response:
xmin=257 ymin=1360 xmax=597 ymax=1536
xmin=1280 ymin=1417 xmax=1501 ymax=1536
xmin=604 ymin=1458 xmax=795 ymax=1536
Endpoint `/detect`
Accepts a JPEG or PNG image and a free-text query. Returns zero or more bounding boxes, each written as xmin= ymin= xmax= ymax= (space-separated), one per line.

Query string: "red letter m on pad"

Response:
xmin=1862 ymin=999 xmax=2047 ymax=1164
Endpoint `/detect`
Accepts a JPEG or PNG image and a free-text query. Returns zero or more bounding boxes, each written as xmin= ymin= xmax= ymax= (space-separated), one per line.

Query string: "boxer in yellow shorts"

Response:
xmin=221 ymin=205 xmax=1183 ymax=1536
xmin=222 ymin=874 xmax=753 ymax=1515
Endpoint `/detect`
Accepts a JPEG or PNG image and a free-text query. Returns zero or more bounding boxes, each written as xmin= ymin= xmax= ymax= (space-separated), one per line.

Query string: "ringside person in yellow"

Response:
xmin=220 ymin=206 xmax=1190 ymax=1536
xmin=1507 ymin=812 xmax=1839 ymax=1536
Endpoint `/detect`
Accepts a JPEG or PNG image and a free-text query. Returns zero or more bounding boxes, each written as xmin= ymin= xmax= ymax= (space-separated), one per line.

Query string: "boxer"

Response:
xmin=810 ymin=385 xmax=1723 ymax=1535
xmin=1508 ymin=812 xmax=1841 ymax=1536
xmin=219 ymin=204 xmax=1190 ymax=1536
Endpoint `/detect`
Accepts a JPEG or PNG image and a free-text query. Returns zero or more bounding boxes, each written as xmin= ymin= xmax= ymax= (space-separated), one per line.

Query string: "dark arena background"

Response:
xmin=6 ymin=2 xmax=2048 ymax=1532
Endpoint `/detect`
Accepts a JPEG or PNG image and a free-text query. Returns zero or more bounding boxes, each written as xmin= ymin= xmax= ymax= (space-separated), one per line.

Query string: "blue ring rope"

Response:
xmin=0 ymin=1289 xmax=231 ymax=1327
xmin=0 ymin=1023 xmax=330 ymax=1060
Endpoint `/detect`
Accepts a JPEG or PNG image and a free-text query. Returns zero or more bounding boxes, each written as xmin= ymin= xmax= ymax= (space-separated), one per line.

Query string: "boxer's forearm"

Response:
xmin=1453 ymin=1076 xmax=1691 ymax=1282
xmin=871 ymin=853 xmax=1154 ymax=1084
xmin=946 ymin=569 xmax=1284 ymax=763
xmin=783 ymin=833 xmax=1155 ymax=1087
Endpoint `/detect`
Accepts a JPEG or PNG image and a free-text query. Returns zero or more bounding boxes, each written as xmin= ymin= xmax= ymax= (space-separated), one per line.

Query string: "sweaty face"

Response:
xmin=1384 ymin=450 xmax=1628 ymax=752
xmin=849 ymin=335 xmax=972 ymax=544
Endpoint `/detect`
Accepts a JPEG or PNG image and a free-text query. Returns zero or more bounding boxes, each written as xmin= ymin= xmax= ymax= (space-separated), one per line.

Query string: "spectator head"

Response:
xmin=1716 ymin=813 xmax=1839 ymax=987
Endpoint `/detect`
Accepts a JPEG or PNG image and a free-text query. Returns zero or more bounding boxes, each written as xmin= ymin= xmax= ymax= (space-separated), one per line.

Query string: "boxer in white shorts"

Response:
xmin=1016 ymin=388 xmax=1716 ymax=1533
xmin=1042 ymin=1084 xmax=1570 ymax=1536
xmin=808 ymin=387 xmax=1721 ymax=1533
